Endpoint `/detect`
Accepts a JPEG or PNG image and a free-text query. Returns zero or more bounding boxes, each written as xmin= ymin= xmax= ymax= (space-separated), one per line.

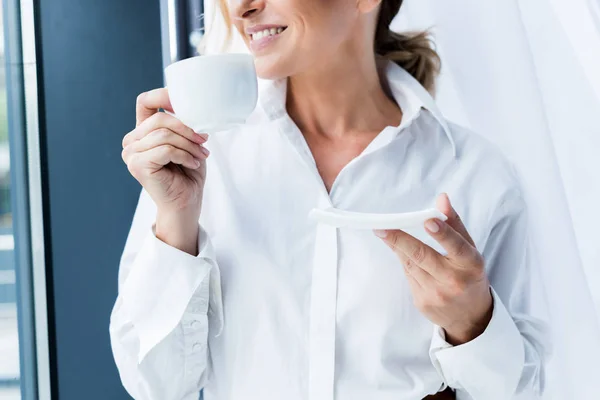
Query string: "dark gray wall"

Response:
xmin=36 ymin=1 xmax=163 ymax=398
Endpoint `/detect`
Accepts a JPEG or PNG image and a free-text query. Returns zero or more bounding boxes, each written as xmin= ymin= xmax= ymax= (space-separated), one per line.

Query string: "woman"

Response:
xmin=111 ymin=0 xmax=547 ymax=399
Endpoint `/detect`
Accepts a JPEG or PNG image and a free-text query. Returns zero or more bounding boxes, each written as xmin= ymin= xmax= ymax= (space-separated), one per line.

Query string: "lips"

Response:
xmin=246 ymin=25 xmax=288 ymax=53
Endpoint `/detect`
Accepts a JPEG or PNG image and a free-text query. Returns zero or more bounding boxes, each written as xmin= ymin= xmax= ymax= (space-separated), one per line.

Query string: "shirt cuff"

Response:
xmin=429 ymin=287 xmax=525 ymax=400
xmin=121 ymin=225 xmax=218 ymax=363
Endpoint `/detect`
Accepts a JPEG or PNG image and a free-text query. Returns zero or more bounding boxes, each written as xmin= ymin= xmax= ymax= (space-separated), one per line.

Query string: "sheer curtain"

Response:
xmin=202 ymin=0 xmax=600 ymax=397
xmin=394 ymin=1 xmax=600 ymax=398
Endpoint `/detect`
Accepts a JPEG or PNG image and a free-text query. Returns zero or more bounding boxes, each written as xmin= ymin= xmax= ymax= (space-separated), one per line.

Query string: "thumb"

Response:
xmin=436 ymin=193 xmax=475 ymax=246
xmin=136 ymin=88 xmax=175 ymax=126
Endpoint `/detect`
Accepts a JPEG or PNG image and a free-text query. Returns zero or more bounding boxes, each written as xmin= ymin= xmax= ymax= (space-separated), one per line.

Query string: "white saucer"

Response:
xmin=309 ymin=207 xmax=447 ymax=230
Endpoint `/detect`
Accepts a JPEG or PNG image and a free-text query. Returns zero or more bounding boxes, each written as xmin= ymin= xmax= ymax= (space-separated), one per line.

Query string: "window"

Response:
xmin=0 ymin=0 xmax=21 ymax=397
xmin=0 ymin=0 xmax=166 ymax=398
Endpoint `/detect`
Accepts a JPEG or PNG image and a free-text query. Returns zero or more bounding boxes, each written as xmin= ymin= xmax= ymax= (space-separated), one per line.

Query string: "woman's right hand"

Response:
xmin=121 ymin=88 xmax=209 ymax=254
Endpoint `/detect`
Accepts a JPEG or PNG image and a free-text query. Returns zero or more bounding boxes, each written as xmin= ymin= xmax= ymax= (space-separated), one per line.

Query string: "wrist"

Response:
xmin=155 ymin=209 xmax=200 ymax=256
xmin=444 ymin=290 xmax=493 ymax=345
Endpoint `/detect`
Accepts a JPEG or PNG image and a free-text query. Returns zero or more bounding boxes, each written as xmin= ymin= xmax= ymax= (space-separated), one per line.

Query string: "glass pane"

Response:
xmin=0 ymin=2 xmax=21 ymax=399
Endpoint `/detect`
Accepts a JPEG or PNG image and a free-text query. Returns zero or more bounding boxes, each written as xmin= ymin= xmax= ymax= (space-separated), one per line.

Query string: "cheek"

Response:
xmin=248 ymin=2 xmax=355 ymax=79
xmin=252 ymin=24 xmax=344 ymax=80
xmin=290 ymin=0 xmax=350 ymax=46
xmin=296 ymin=25 xmax=344 ymax=65
xmin=303 ymin=14 xmax=355 ymax=57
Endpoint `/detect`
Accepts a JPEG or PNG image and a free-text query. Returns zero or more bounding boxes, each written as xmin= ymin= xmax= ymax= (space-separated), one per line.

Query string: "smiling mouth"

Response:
xmin=249 ymin=27 xmax=287 ymax=42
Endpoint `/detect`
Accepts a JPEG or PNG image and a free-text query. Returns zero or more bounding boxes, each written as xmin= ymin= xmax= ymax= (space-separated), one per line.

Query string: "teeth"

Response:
xmin=251 ymin=27 xmax=285 ymax=41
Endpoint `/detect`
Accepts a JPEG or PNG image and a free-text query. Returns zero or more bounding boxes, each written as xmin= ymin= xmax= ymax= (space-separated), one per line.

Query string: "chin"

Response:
xmin=252 ymin=53 xmax=293 ymax=81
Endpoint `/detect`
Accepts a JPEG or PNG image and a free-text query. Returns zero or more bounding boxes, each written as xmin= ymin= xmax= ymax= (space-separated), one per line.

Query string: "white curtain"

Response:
xmin=393 ymin=2 xmax=600 ymax=398
xmin=202 ymin=0 xmax=600 ymax=397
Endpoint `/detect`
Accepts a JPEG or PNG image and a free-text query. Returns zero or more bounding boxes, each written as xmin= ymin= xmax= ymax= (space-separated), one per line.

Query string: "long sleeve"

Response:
xmin=109 ymin=190 xmax=223 ymax=400
xmin=429 ymin=188 xmax=550 ymax=400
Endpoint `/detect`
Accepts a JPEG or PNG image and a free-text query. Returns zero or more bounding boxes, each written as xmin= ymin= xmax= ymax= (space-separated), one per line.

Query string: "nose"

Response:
xmin=229 ymin=0 xmax=265 ymax=20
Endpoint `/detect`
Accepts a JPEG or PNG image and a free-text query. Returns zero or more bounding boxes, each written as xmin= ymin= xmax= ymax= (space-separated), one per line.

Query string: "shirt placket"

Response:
xmin=308 ymin=196 xmax=339 ymax=400
xmin=275 ymin=113 xmax=341 ymax=400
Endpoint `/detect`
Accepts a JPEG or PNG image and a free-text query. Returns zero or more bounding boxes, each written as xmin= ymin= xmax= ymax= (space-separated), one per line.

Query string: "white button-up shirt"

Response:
xmin=110 ymin=60 xmax=548 ymax=400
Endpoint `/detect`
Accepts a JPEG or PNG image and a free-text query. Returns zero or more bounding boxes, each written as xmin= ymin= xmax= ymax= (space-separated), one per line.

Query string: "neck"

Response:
xmin=286 ymin=54 xmax=402 ymax=138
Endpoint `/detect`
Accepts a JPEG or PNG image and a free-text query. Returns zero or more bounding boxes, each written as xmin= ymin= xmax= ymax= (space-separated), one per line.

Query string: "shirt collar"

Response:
xmin=257 ymin=59 xmax=457 ymax=158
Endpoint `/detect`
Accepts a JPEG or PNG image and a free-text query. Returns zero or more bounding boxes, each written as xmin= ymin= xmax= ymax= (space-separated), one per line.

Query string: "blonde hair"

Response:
xmin=212 ymin=0 xmax=440 ymax=92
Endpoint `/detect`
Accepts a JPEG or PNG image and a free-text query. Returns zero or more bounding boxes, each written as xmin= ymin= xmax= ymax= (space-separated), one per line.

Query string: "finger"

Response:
xmin=398 ymin=251 xmax=434 ymax=288
xmin=123 ymin=128 xmax=209 ymax=164
xmin=375 ymin=229 xmax=445 ymax=278
xmin=436 ymin=193 xmax=475 ymax=246
xmin=136 ymin=88 xmax=174 ymax=126
xmin=124 ymin=111 xmax=208 ymax=148
xmin=134 ymin=144 xmax=202 ymax=171
xmin=405 ymin=270 xmax=422 ymax=290
xmin=424 ymin=218 xmax=482 ymax=266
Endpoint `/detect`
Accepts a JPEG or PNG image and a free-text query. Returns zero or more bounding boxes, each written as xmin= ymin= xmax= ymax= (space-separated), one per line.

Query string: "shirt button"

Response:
xmin=192 ymin=342 xmax=204 ymax=352
xmin=190 ymin=319 xmax=202 ymax=330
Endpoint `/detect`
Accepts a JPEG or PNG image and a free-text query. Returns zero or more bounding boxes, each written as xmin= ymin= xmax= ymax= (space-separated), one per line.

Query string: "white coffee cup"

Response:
xmin=164 ymin=54 xmax=258 ymax=132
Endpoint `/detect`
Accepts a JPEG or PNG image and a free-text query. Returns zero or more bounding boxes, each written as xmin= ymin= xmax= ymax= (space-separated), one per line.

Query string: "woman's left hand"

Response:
xmin=374 ymin=193 xmax=493 ymax=345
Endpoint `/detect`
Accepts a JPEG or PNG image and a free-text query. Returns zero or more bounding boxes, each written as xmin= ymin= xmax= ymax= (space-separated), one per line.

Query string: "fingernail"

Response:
xmin=194 ymin=159 xmax=202 ymax=168
xmin=197 ymin=132 xmax=209 ymax=140
xmin=443 ymin=193 xmax=451 ymax=205
xmin=200 ymin=146 xmax=210 ymax=157
xmin=425 ymin=219 xmax=440 ymax=233
xmin=373 ymin=230 xmax=388 ymax=238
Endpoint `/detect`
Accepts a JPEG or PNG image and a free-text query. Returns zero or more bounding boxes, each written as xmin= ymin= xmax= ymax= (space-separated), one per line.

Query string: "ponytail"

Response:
xmin=375 ymin=0 xmax=441 ymax=93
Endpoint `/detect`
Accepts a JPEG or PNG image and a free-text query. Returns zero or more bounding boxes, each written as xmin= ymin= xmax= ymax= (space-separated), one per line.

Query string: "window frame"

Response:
xmin=3 ymin=0 xmax=52 ymax=398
